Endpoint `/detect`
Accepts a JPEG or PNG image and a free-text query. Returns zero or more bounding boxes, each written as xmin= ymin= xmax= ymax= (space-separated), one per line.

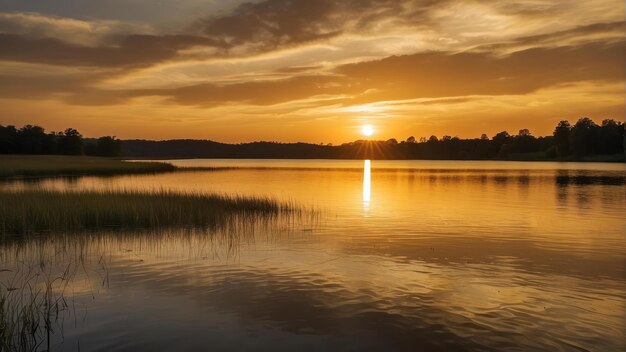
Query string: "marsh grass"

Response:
xmin=0 ymin=155 xmax=176 ymax=178
xmin=0 ymin=261 xmax=72 ymax=352
xmin=0 ymin=189 xmax=308 ymax=350
xmin=0 ymin=190 xmax=296 ymax=236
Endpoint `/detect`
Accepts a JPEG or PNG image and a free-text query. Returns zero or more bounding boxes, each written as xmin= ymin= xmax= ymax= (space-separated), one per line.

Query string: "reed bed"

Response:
xmin=0 ymin=263 xmax=71 ymax=352
xmin=0 ymin=191 xmax=308 ymax=351
xmin=0 ymin=189 xmax=295 ymax=236
xmin=0 ymin=155 xmax=176 ymax=178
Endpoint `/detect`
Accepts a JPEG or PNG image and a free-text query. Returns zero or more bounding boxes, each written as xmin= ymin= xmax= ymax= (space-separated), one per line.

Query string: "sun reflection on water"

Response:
xmin=363 ymin=160 xmax=371 ymax=211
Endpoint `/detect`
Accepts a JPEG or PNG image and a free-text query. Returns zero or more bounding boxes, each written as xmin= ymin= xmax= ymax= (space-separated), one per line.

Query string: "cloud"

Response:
xmin=0 ymin=12 xmax=153 ymax=44
xmin=0 ymin=1 xmax=439 ymax=68
xmin=476 ymin=20 xmax=626 ymax=52
xmin=338 ymin=39 xmax=625 ymax=104
xmin=0 ymin=73 xmax=98 ymax=99
xmin=116 ymin=39 xmax=622 ymax=107
xmin=0 ymin=1 xmax=623 ymax=70
xmin=0 ymin=33 xmax=221 ymax=68
xmin=194 ymin=0 xmax=439 ymax=49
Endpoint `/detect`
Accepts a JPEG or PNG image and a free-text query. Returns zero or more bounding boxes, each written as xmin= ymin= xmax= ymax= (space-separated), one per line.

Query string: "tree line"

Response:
xmin=1 ymin=117 xmax=624 ymax=160
xmin=0 ymin=124 xmax=122 ymax=156
xmin=122 ymin=117 xmax=624 ymax=160
xmin=386 ymin=117 xmax=624 ymax=160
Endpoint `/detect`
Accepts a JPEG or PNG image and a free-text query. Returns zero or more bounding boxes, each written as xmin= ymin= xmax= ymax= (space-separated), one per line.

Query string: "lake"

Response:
xmin=1 ymin=160 xmax=625 ymax=351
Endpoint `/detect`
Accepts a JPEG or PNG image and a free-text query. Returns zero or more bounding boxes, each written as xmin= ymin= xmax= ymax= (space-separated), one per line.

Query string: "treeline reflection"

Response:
xmin=1 ymin=168 xmax=624 ymax=189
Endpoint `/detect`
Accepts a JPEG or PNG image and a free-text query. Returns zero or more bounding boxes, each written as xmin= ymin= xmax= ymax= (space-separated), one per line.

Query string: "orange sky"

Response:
xmin=0 ymin=0 xmax=624 ymax=143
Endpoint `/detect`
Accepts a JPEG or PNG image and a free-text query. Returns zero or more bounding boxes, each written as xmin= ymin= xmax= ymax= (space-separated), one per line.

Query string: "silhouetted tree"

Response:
xmin=84 ymin=139 xmax=98 ymax=156
xmin=570 ymin=117 xmax=599 ymax=156
xmin=492 ymin=131 xmax=511 ymax=155
xmin=17 ymin=125 xmax=46 ymax=154
xmin=553 ymin=120 xmax=571 ymax=157
xmin=59 ymin=128 xmax=83 ymax=155
xmin=509 ymin=129 xmax=539 ymax=154
xmin=598 ymin=119 xmax=624 ymax=154
xmin=474 ymin=135 xmax=493 ymax=159
xmin=406 ymin=136 xmax=416 ymax=143
xmin=386 ymin=138 xmax=398 ymax=145
xmin=42 ymin=131 xmax=61 ymax=154
xmin=0 ymin=125 xmax=18 ymax=153
xmin=96 ymin=136 xmax=122 ymax=156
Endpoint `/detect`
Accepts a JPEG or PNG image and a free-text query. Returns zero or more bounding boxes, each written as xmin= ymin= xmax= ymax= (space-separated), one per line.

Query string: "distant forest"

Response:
xmin=1 ymin=117 xmax=624 ymax=161
xmin=0 ymin=125 xmax=121 ymax=157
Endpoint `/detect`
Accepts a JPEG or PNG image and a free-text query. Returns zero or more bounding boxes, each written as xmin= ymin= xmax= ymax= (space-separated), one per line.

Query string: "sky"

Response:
xmin=0 ymin=0 xmax=624 ymax=143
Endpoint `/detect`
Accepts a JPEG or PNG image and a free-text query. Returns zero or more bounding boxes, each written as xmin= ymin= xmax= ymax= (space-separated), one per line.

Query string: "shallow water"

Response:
xmin=1 ymin=160 xmax=625 ymax=351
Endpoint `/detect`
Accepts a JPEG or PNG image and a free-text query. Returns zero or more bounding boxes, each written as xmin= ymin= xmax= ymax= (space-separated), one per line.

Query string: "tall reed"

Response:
xmin=0 ymin=190 xmax=295 ymax=236
xmin=0 ymin=156 xmax=176 ymax=178
xmin=0 ymin=262 xmax=72 ymax=351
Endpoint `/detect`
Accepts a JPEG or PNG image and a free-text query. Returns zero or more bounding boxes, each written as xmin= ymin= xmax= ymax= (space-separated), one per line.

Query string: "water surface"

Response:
xmin=1 ymin=160 xmax=625 ymax=351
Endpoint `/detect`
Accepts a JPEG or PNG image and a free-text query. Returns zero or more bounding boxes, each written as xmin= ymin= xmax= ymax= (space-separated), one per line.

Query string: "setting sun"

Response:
xmin=361 ymin=125 xmax=374 ymax=137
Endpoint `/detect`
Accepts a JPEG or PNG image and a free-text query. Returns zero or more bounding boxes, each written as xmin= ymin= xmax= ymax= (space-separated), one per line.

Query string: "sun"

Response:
xmin=361 ymin=125 xmax=374 ymax=137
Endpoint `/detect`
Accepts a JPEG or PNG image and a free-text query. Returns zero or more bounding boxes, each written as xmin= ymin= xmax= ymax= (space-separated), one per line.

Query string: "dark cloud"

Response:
xmin=0 ymin=33 xmax=219 ymax=68
xmin=193 ymin=0 xmax=443 ymax=49
xmin=198 ymin=0 xmax=340 ymax=47
xmin=0 ymin=1 xmax=620 ymax=70
xmin=0 ymin=0 xmax=440 ymax=68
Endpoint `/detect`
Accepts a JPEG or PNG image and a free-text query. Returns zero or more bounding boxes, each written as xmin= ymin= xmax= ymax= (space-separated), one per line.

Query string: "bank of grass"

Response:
xmin=0 ymin=155 xmax=176 ymax=178
xmin=0 ymin=189 xmax=294 ymax=236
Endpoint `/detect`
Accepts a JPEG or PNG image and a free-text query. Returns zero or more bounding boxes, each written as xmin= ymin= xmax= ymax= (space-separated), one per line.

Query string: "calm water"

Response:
xmin=1 ymin=160 xmax=625 ymax=351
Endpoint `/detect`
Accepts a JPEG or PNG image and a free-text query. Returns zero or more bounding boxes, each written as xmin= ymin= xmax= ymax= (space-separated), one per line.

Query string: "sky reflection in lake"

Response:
xmin=1 ymin=160 xmax=625 ymax=351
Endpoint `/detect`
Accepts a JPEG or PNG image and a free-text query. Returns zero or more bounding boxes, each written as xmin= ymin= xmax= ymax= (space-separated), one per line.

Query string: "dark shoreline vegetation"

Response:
xmin=2 ymin=117 xmax=624 ymax=161
xmin=0 ymin=190 xmax=296 ymax=236
xmin=0 ymin=155 xmax=176 ymax=178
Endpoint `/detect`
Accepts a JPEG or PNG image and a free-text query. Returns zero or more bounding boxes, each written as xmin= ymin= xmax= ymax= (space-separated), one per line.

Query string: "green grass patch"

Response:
xmin=0 ymin=155 xmax=176 ymax=178
xmin=0 ymin=190 xmax=295 ymax=236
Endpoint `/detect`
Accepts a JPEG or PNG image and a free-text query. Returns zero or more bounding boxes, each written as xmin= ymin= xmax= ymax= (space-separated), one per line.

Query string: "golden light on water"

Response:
xmin=363 ymin=160 xmax=371 ymax=210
